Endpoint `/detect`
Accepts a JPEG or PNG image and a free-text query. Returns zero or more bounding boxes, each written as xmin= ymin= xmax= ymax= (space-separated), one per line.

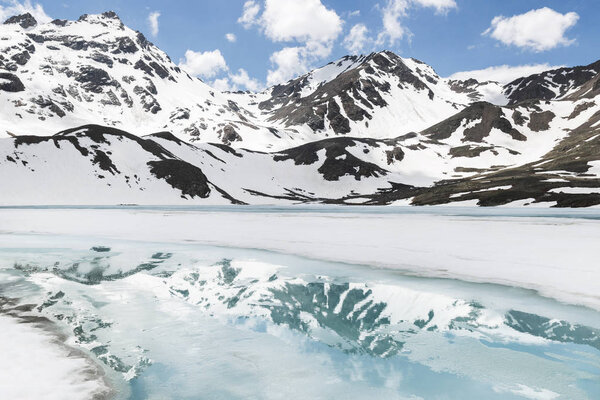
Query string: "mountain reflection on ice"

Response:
xmin=0 ymin=233 xmax=599 ymax=400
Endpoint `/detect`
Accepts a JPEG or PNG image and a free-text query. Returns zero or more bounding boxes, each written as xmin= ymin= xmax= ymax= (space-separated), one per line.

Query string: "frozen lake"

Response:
xmin=0 ymin=206 xmax=599 ymax=399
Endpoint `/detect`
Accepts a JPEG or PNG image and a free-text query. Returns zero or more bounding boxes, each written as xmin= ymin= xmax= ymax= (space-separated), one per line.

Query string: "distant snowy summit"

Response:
xmin=1 ymin=11 xmax=600 ymax=207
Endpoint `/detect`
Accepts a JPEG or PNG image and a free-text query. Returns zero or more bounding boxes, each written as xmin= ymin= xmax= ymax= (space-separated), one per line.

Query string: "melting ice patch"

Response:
xmin=0 ymin=237 xmax=599 ymax=399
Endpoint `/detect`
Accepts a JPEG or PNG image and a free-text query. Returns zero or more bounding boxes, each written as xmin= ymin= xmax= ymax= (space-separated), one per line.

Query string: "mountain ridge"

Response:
xmin=1 ymin=11 xmax=599 ymax=207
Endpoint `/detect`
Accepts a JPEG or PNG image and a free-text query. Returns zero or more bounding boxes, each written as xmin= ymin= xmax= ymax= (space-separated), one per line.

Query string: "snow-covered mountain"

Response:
xmin=0 ymin=11 xmax=286 ymax=148
xmin=231 ymin=51 xmax=505 ymax=144
xmin=0 ymin=12 xmax=501 ymax=150
xmin=1 ymin=11 xmax=599 ymax=207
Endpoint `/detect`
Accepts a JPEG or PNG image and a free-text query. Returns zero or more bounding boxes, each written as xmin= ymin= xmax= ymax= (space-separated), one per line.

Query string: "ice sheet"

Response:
xmin=1 ymin=207 xmax=598 ymax=310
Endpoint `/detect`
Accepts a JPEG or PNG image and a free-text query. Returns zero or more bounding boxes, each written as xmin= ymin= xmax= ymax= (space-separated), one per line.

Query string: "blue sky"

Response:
xmin=2 ymin=0 xmax=599 ymax=90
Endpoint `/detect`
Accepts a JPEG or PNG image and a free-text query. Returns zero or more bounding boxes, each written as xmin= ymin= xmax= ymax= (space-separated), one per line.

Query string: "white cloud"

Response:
xmin=179 ymin=49 xmax=229 ymax=79
xmin=483 ymin=8 xmax=579 ymax=52
xmin=238 ymin=0 xmax=344 ymax=87
xmin=377 ymin=0 xmax=410 ymax=46
xmin=259 ymin=0 xmax=342 ymax=44
xmin=225 ymin=33 xmax=237 ymax=42
xmin=0 ymin=0 xmax=51 ymax=24
xmin=230 ymin=68 xmax=262 ymax=91
xmin=212 ymin=77 xmax=233 ymax=92
xmin=448 ymin=64 xmax=564 ymax=85
xmin=267 ymin=46 xmax=308 ymax=86
xmin=343 ymin=24 xmax=371 ymax=54
xmin=348 ymin=10 xmax=360 ymax=18
xmin=147 ymin=11 xmax=160 ymax=37
xmin=414 ymin=0 xmax=457 ymax=14
xmin=214 ymin=68 xmax=263 ymax=92
xmin=238 ymin=0 xmax=261 ymax=28
xmin=376 ymin=0 xmax=456 ymax=46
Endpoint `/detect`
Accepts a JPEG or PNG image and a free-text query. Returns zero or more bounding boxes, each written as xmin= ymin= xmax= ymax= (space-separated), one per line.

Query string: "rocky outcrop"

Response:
xmin=148 ymin=160 xmax=211 ymax=199
xmin=504 ymin=60 xmax=600 ymax=105
xmin=0 ymin=72 xmax=25 ymax=92
xmin=274 ymin=137 xmax=389 ymax=181
xmin=422 ymin=102 xmax=526 ymax=142
xmin=221 ymin=125 xmax=242 ymax=145
xmin=74 ymin=66 xmax=114 ymax=93
xmin=4 ymin=13 xmax=37 ymax=29
xmin=258 ymin=51 xmax=435 ymax=134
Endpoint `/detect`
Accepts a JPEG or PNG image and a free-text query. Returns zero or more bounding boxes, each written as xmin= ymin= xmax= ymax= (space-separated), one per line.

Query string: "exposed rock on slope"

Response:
xmin=1 ymin=11 xmax=600 ymax=207
xmin=0 ymin=12 xmax=281 ymax=147
xmin=504 ymin=60 xmax=600 ymax=105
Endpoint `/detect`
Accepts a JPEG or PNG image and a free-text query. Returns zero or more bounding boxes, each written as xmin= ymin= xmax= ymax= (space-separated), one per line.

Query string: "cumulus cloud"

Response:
xmin=414 ymin=0 xmax=457 ymax=14
xmin=238 ymin=0 xmax=261 ymax=28
xmin=225 ymin=33 xmax=237 ymax=42
xmin=0 ymin=0 xmax=51 ymax=24
xmin=259 ymin=0 xmax=342 ymax=44
xmin=230 ymin=68 xmax=262 ymax=91
xmin=449 ymin=63 xmax=563 ymax=85
xmin=267 ymin=46 xmax=308 ymax=86
xmin=211 ymin=77 xmax=232 ymax=92
xmin=343 ymin=24 xmax=371 ymax=54
xmin=147 ymin=11 xmax=160 ymax=37
xmin=179 ymin=49 xmax=229 ymax=79
xmin=214 ymin=68 xmax=263 ymax=92
xmin=238 ymin=0 xmax=343 ymax=86
xmin=376 ymin=0 xmax=456 ymax=46
xmin=483 ymin=8 xmax=579 ymax=52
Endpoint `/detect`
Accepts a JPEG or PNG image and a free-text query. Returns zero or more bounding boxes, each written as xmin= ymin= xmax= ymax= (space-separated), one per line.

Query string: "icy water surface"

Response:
xmin=0 ymin=232 xmax=599 ymax=400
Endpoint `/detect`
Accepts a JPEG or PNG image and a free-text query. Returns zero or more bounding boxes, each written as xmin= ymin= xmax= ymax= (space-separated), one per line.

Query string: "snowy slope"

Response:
xmin=235 ymin=52 xmax=498 ymax=141
xmin=0 ymin=12 xmax=504 ymax=151
xmin=1 ymin=11 xmax=600 ymax=206
xmin=0 ymin=12 xmax=289 ymax=148
xmin=1 ymin=117 xmax=599 ymax=206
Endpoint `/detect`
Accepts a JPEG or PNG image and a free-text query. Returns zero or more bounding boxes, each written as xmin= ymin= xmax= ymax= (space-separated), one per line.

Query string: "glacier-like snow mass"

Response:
xmin=0 ymin=212 xmax=599 ymax=399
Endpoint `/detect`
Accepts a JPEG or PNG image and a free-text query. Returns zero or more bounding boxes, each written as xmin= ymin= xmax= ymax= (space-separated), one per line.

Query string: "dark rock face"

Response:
xmin=149 ymin=61 xmax=170 ymax=80
xmin=221 ymin=125 xmax=242 ymax=145
xmin=147 ymin=131 xmax=185 ymax=145
xmin=274 ymin=137 xmax=388 ymax=181
xmin=50 ymin=19 xmax=68 ymax=27
xmin=528 ymin=111 xmax=555 ymax=132
xmin=133 ymin=86 xmax=161 ymax=114
xmin=505 ymin=60 xmax=600 ymax=105
xmin=90 ymin=52 xmax=114 ymax=68
xmin=7 ymin=124 xmax=223 ymax=201
xmin=448 ymin=145 xmax=494 ymax=158
xmin=422 ymin=102 xmax=526 ymax=142
xmin=101 ymin=11 xmax=120 ymax=20
xmin=56 ymin=125 xmax=174 ymax=160
xmin=386 ymin=147 xmax=405 ymax=164
xmin=148 ymin=160 xmax=211 ymax=198
xmin=259 ymin=51 xmax=433 ymax=134
xmin=170 ymin=108 xmax=190 ymax=121
xmin=74 ymin=66 xmax=113 ymax=93
xmin=30 ymin=96 xmax=69 ymax=117
xmin=0 ymin=72 xmax=25 ymax=92
xmin=4 ymin=13 xmax=37 ymax=29
xmin=373 ymin=112 xmax=600 ymax=208
xmin=326 ymin=99 xmax=350 ymax=134
xmin=134 ymin=60 xmax=154 ymax=76
xmin=136 ymin=32 xmax=151 ymax=50
xmin=114 ymin=37 xmax=138 ymax=54
xmin=512 ymin=110 xmax=527 ymax=126
xmin=568 ymin=102 xmax=595 ymax=120
xmin=11 ymin=51 xmax=31 ymax=66
xmin=92 ymin=150 xmax=120 ymax=174
xmin=143 ymin=78 xmax=157 ymax=95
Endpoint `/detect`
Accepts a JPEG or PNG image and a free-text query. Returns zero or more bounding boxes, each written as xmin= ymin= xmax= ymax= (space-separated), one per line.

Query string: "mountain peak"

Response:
xmin=3 ymin=13 xmax=37 ymax=29
xmin=76 ymin=11 xmax=124 ymax=28
xmin=101 ymin=11 xmax=121 ymax=20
